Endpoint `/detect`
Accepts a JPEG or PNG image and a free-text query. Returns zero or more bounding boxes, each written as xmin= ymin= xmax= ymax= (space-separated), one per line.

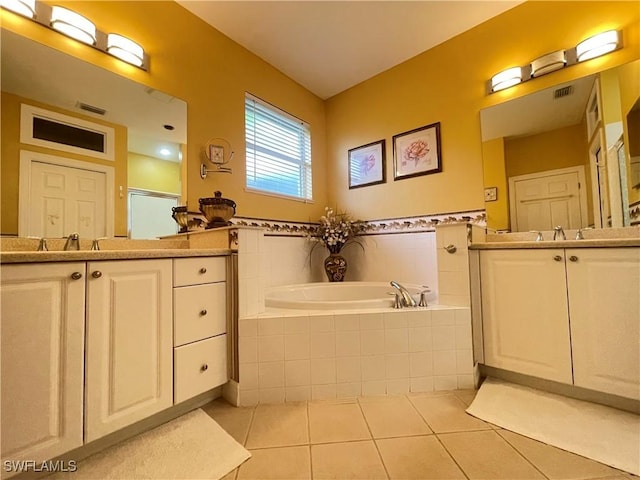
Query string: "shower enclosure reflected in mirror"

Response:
xmin=480 ymin=59 xmax=639 ymax=233
xmin=0 ymin=29 xmax=187 ymax=239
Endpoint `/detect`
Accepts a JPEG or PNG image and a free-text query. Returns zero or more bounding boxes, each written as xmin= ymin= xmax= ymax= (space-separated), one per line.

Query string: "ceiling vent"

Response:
xmin=553 ymin=85 xmax=574 ymax=99
xmin=77 ymin=102 xmax=107 ymax=115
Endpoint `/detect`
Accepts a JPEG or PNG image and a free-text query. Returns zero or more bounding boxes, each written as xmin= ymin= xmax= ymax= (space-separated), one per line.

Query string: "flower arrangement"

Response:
xmin=313 ymin=207 xmax=365 ymax=254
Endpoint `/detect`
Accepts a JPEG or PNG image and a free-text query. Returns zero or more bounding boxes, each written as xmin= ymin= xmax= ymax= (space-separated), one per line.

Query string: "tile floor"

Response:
xmin=203 ymin=390 xmax=638 ymax=480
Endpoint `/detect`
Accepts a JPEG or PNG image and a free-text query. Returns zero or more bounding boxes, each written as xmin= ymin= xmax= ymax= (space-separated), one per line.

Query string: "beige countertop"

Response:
xmin=470 ymin=238 xmax=640 ymax=250
xmin=0 ymin=248 xmax=230 ymax=264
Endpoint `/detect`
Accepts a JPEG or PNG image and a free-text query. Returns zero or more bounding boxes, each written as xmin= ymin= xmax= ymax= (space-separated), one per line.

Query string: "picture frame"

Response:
xmin=393 ymin=122 xmax=442 ymax=180
xmin=348 ymin=139 xmax=386 ymax=189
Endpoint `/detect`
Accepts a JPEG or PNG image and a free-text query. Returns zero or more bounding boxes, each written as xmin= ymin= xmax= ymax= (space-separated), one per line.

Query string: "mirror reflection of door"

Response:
xmin=509 ymin=167 xmax=587 ymax=232
xmin=19 ymin=151 xmax=114 ymax=238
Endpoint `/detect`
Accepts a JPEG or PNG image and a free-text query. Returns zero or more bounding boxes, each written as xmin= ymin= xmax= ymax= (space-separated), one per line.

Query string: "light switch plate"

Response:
xmin=484 ymin=186 xmax=498 ymax=202
xmin=209 ymin=145 xmax=224 ymax=164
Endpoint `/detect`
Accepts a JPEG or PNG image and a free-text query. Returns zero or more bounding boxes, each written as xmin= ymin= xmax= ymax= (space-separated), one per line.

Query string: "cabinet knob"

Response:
xmin=569 ymin=255 xmax=579 ymax=262
xmin=91 ymin=271 xmax=102 ymax=278
xmin=201 ymin=364 xmax=208 ymax=372
xmin=70 ymin=272 xmax=83 ymax=280
xmin=200 ymin=309 xmax=208 ymax=316
xmin=444 ymin=244 xmax=457 ymax=254
xmin=553 ymin=255 xmax=563 ymax=262
xmin=199 ymin=267 xmax=207 ymax=274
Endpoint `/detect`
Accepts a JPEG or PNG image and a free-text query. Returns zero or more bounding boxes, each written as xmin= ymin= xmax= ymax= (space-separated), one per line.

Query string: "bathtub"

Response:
xmin=265 ymin=281 xmax=435 ymax=310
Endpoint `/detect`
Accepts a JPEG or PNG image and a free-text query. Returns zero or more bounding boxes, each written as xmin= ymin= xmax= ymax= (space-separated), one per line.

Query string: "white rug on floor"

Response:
xmin=466 ymin=377 xmax=640 ymax=476
xmin=52 ymin=409 xmax=251 ymax=479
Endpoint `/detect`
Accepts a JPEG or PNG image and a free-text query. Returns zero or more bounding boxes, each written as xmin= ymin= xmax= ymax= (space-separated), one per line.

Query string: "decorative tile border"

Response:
xmin=229 ymin=210 xmax=486 ymax=236
xmin=630 ymin=200 xmax=640 ymax=226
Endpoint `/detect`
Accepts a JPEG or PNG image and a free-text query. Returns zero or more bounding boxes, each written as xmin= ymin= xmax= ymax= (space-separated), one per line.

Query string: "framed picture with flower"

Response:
xmin=348 ymin=139 xmax=386 ymax=189
xmin=392 ymin=122 xmax=442 ymax=180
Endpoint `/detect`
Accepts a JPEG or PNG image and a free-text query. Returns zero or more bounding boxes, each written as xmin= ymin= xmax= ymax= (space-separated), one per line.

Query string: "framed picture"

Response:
xmin=348 ymin=139 xmax=386 ymax=189
xmin=393 ymin=122 xmax=442 ymax=180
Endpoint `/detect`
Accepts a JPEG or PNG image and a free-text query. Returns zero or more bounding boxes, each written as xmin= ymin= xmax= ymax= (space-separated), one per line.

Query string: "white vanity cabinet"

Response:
xmin=84 ymin=259 xmax=174 ymax=442
xmin=1 ymin=263 xmax=85 ymax=470
xmin=479 ymin=249 xmax=573 ymax=384
xmin=565 ymin=248 xmax=640 ymax=400
xmin=173 ymin=257 xmax=228 ymax=404
xmin=480 ymin=247 xmax=640 ymax=400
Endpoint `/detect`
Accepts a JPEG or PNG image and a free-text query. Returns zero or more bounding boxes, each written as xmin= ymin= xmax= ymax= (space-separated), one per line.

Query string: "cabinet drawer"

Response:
xmin=174 ymin=335 xmax=227 ymax=404
xmin=173 ymin=257 xmax=226 ymax=287
xmin=174 ymin=283 xmax=226 ymax=347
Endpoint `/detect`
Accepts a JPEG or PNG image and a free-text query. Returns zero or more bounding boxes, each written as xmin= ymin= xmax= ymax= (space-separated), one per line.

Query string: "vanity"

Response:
xmin=470 ymin=233 xmax=640 ymax=405
xmin=0 ymin=245 xmax=231 ymax=477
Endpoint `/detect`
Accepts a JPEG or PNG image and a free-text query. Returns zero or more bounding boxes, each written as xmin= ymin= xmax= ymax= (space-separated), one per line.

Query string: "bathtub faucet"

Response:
xmin=390 ymin=281 xmax=417 ymax=308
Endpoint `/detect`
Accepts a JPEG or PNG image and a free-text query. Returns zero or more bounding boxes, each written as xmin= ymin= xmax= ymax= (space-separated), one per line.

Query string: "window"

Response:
xmin=245 ymin=94 xmax=312 ymax=200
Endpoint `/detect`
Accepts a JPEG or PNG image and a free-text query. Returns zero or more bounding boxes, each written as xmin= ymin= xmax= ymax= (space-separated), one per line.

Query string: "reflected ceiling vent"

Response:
xmin=553 ymin=85 xmax=574 ymax=99
xmin=77 ymin=102 xmax=107 ymax=115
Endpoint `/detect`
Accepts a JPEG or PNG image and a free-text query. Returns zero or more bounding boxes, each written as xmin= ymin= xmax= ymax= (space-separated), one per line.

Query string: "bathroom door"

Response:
xmin=509 ymin=166 xmax=587 ymax=232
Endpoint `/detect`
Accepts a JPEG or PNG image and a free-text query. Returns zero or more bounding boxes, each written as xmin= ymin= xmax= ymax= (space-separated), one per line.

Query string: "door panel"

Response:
xmin=511 ymin=169 xmax=584 ymax=231
xmin=30 ymin=161 xmax=106 ymax=238
xmin=1 ymin=263 xmax=85 ymax=466
xmin=85 ymin=260 xmax=173 ymax=442
xmin=567 ymin=248 xmax=640 ymax=400
xmin=480 ymin=249 xmax=573 ymax=384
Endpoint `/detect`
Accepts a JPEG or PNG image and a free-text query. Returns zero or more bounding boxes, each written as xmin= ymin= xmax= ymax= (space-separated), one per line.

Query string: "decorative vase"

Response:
xmin=324 ymin=253 xmax=347 ymax=282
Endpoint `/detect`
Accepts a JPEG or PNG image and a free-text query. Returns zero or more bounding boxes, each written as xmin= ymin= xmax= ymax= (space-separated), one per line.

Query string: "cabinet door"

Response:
xmin=566 ymin=248 xmax=640 ymax=400
xmin=480 ymin=249 xmax=573 ymax=384
xmin=1 ymin=263 xmax=85 ymax=466
xmin=85 ymin=259 xmax=173 ymax=442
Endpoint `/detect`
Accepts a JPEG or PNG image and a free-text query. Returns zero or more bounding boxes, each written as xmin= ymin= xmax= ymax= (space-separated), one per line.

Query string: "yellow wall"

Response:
xmin=1 ymin=0 xmax=328 ymax=226
xmin=325 ymin=1 xmax=639 ymax=220
xmin=481 ymin=138 xmax=509 ymax=231
xmin=600 ymin=68 xmax=623 ymax=125
xmin=128 ymin=153 xmax=182 ymax=195
xmin=505 ymin=124 xmax=589 ymax=178
xmin=618 ymin=60 xmax=640 ymax=205
xmin=1 ymin=91 xmax=128 ymax=235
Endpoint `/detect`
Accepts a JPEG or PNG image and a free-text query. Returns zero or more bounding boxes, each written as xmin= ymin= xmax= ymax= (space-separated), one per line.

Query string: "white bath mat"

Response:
xmin=466 ymin=377 xmax=640 ymax=475
xmin=50 ymin=409 xmax=251 ymax=479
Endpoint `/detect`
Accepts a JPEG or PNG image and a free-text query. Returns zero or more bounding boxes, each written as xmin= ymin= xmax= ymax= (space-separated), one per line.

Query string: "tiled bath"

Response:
xmin=237 ymin=306 xmax=473 ymax=406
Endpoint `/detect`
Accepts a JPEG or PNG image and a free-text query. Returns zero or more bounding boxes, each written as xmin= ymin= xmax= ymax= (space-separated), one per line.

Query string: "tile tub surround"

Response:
xmin=237 ymin=306 xmax=474 ymax=406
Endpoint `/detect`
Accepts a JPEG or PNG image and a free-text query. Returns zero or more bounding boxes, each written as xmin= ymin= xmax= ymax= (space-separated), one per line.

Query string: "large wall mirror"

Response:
xmin=1 ymin=29 xmax=187 ymax=239
xmin=481 ymin=59 xmax=639 ymax=233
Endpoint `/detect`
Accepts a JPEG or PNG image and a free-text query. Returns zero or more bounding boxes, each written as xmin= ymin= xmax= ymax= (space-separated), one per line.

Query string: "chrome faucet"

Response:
xmin=529 ymin=231 xmax=544 ymax=242
xmin=418 ymin=287 xmax=431 ymax=307
xmin=390 ymin=281 xmax=417 ymax=308
xmin=575 ymin=227 xmax=592 ymax=240
xmin=64 ymin=233 xmax=80 ymax=251
xmin=553 ymin=226 xmax=566 ymax=241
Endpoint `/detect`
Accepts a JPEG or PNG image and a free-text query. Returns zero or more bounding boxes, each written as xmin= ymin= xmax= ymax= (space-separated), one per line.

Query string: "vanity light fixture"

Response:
xmin=531 ymin=50 xmax=566 ymax=78
xmin=50 ymin=6 xmax=96 ymax=45
xmin=488 ymin=29 xmax=622 ymax=94
xmin=576 ymin=30 xmax=620 ymax=62
xmin=0 ymin=0 xmax=35 ymax=18
xmin=1 ymin=0 xmax=148 ymax=70
xmin=491 ymin=67 xmax=523 ymax=92
xmin=107 ymin=33 xmax=145 ymax=68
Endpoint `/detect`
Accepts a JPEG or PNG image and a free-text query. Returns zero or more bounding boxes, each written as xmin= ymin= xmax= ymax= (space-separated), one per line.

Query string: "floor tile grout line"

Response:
xmin=404 ymin=392 xmax=438 ymax=434
xmin=491 ymin=428 xmax=551 ymax=479
xmin=235 ymin=404 xmax=257 ymax=479
xmin=432 ymin=432 xmax=471 ymax=480
xmin=356 ymin=396 xmax=391 ymax=480
xmin=306 ymin=401 xmax=313 ymax=480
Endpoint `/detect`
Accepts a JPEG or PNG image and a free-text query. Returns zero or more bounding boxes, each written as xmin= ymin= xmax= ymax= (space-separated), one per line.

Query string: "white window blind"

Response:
xmin=245 ymin=94 xmax=312 ymax=200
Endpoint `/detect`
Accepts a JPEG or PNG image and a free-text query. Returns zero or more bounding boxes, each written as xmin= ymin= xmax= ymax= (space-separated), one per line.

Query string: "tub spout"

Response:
xmin=390 ymin=281 xmax=417 ymax=307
